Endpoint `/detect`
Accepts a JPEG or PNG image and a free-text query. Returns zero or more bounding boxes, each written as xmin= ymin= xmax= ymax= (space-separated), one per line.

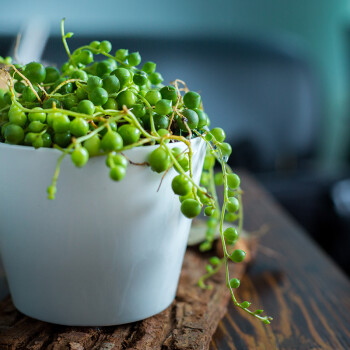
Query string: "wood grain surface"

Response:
xmin=210 ymin=171 xmax=350 ymax=350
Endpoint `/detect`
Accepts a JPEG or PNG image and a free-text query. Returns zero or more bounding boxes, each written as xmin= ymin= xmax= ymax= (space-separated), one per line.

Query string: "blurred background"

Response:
xmin=1 ymin=0 xmax=350 ymax=275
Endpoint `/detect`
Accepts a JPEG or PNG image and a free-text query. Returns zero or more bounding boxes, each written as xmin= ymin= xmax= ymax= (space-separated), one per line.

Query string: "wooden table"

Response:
xmin=210 ymin=172 xmax=350 ymax=349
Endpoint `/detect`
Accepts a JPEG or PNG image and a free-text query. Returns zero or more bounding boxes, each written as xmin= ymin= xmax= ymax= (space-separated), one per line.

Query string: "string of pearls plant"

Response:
xmin=0 ymin=19 xmax=272 ymax=324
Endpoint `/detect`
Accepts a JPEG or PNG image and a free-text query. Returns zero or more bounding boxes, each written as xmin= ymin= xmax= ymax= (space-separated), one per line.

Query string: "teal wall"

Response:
xmin=228 ymin=1 xmax=350 ymax=168
xmin=1 ymin=0 xmax=349 ymax=167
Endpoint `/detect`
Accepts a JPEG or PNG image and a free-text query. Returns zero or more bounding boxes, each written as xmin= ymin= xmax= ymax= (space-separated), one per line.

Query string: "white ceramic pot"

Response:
xmin=0 ymin=137 xmax=206 ymax=326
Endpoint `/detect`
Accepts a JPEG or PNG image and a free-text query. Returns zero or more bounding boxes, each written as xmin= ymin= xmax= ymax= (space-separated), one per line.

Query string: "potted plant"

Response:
xmin=0 ymin=20 xmax=272 ymax=326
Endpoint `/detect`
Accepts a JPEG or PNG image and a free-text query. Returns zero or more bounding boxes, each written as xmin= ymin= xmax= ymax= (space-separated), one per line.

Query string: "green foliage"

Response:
xmin=0 ymin=18 xmax=272 ymax=326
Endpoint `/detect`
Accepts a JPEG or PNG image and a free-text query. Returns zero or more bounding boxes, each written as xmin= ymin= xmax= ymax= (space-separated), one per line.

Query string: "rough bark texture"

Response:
xmin=0 ymin=239 xmax=254 ymax=350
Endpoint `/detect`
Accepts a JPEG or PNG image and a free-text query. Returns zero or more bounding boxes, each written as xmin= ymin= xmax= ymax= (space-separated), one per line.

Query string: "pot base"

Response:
xmin=12 ymin=294 xmax=176 ymax=327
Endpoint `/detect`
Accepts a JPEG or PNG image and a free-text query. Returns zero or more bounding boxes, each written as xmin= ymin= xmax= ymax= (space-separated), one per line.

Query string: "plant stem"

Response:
xmin=198 ymin=258 xmax=225 ymax=289
xmin=135 ymin=93 xmax=158 ymax=136
xmin=61 ymin=18 xmax=72 ymax=60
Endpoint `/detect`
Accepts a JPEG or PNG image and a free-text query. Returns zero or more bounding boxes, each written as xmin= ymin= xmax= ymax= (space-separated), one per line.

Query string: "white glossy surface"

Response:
xmin=0 ymin=138 xmax=206 ymax=326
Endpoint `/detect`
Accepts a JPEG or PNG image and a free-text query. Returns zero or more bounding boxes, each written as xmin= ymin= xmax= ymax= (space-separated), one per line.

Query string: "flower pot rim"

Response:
xmin=0 ymin=136 xmax=203 ymax=155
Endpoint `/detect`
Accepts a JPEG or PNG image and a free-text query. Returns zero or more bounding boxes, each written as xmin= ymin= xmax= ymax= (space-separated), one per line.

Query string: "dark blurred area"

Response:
xmin=1 ymin=0 xmax=350 ymax=275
